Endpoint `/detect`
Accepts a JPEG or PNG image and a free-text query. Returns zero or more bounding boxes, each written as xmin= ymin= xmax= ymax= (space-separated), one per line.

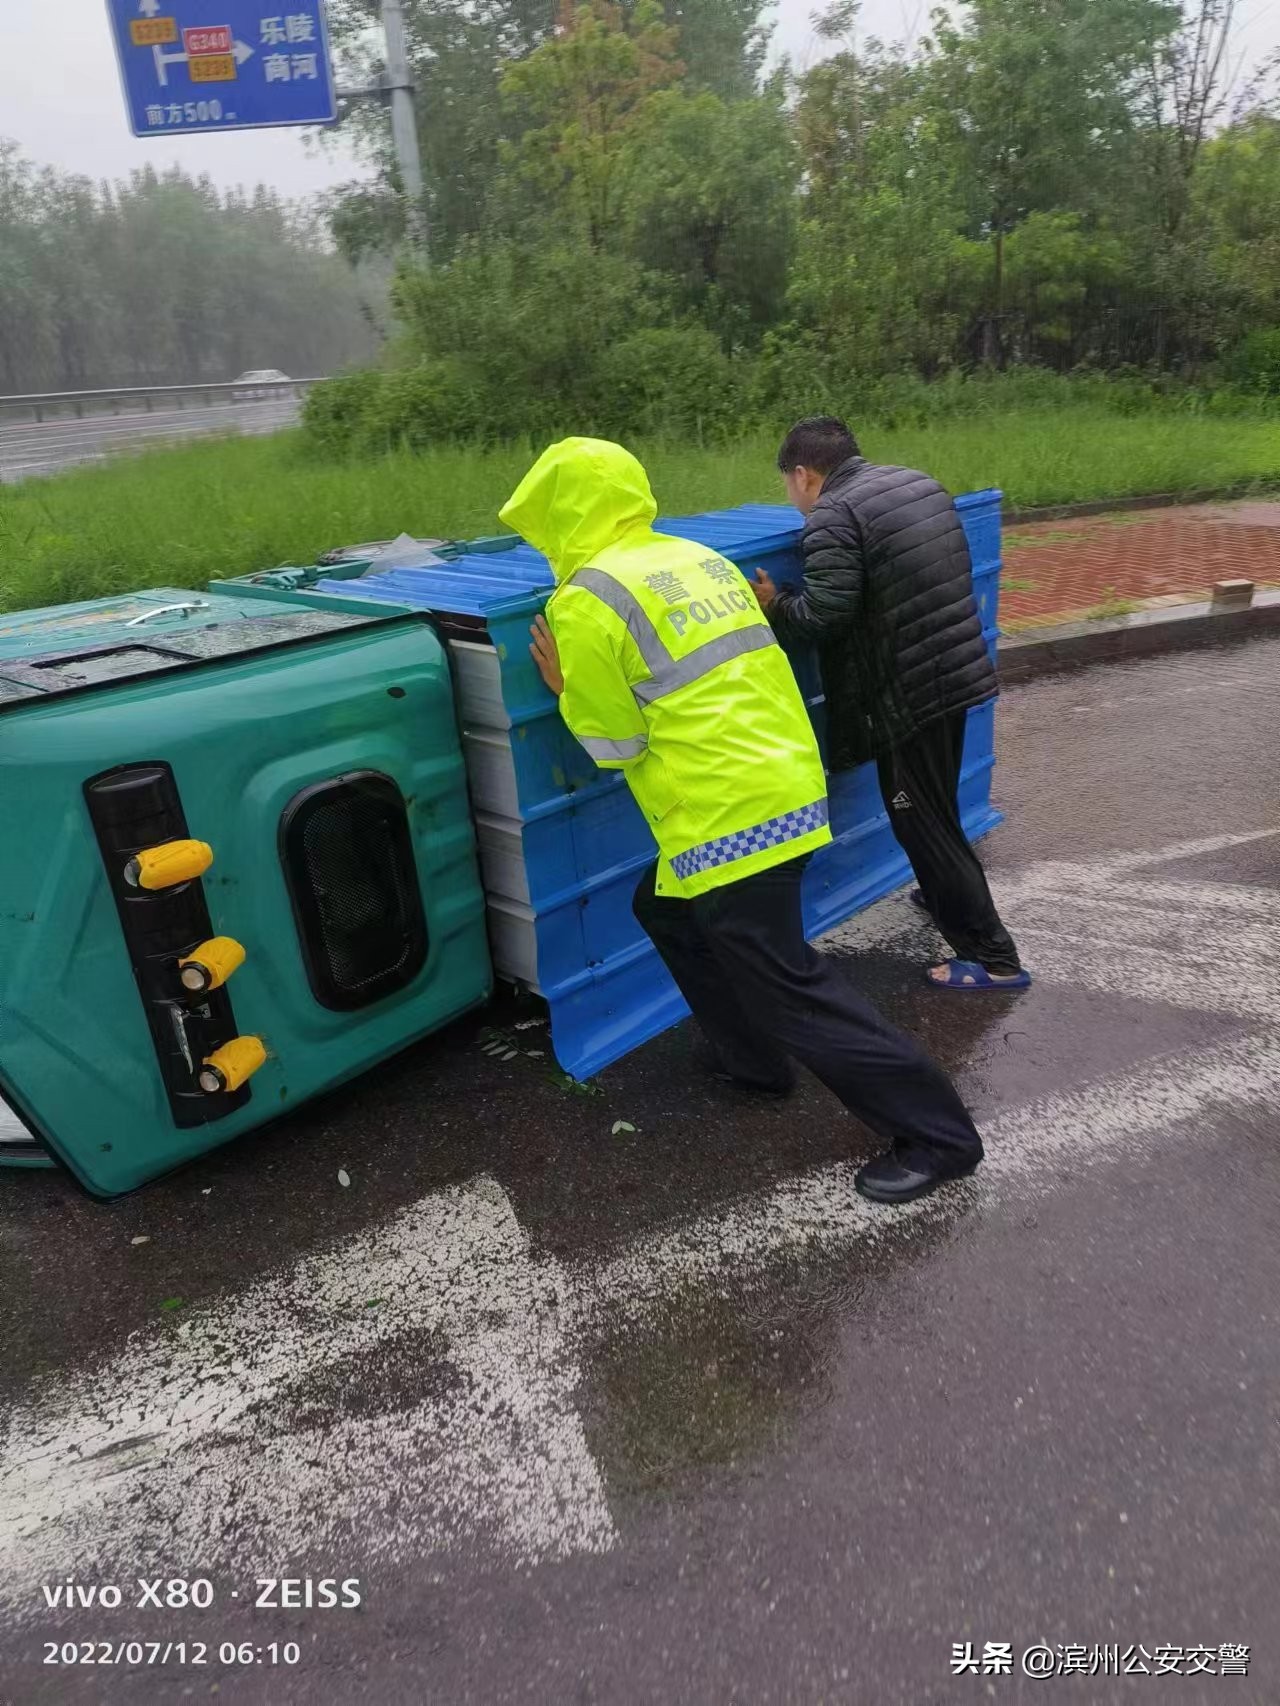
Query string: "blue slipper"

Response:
xmin=927 ymin=960 xmax=1032 ymax=991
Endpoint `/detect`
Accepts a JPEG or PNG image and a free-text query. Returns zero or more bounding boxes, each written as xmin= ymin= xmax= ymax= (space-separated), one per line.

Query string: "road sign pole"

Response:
xmin=380 ymin=0 xmax=429 ymax=259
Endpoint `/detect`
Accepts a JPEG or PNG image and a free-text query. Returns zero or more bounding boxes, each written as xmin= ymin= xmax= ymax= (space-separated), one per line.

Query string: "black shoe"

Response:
xmin=855 ymin=1142 xmax=981 ymax=1205
xmin=711 ymin=1068 xmax=795 ymax=1100
xmin=698 ymin=1044 xmax=794 ymax=1099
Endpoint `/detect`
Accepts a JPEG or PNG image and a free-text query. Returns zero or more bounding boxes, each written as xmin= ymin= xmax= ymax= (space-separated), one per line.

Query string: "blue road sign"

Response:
xmin=105 ymin=0 xmax=337 ymax=136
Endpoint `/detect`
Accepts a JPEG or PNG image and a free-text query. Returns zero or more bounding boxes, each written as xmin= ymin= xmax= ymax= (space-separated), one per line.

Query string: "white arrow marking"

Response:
xmin=137 ymin=0 xmax=161 ymax=16
xmin=152 ymin=42 xmax=185 ymax=85
xmin=151 ymin=40 xmax=253 ymax=87
xmin=0 ymin=836 xmax=1276 ymax=1611
xmin=4 ymin=1033 xmax=1276 ymax=1612
xmin=0 ymin=1177 xmax=615 ymax=1611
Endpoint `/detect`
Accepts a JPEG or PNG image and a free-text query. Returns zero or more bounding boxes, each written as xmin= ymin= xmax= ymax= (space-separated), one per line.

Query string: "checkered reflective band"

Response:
xmin=670 ymin=799 xmax=830 ymax=880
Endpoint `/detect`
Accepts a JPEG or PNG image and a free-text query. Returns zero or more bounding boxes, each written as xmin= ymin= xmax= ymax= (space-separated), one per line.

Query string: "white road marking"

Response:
xmin=1071 ymin=828 xmax=1279 ymax=873
xmin=0 ymin=1178 xmax=615 ymax=1607
xmin=1 ymin=835 xmax=1276 ymax=1605
xmin=824 ymin=828 xmax=1280 ymax=978
xmin=579 ymin=1035 xmax=1280 ymax=1323
xmin=1069 ymin=680 xmax=1280 ymax=712
xmin=980 ymin=830 xmax=1279 ymax=1023
xmin=1012 ymin=874 xmax=1278 ymax=919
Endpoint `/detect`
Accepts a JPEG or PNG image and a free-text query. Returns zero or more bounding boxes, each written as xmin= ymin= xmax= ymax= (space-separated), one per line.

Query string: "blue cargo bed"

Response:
xmin=212 ymin=496 xmax=1003 ymax=1080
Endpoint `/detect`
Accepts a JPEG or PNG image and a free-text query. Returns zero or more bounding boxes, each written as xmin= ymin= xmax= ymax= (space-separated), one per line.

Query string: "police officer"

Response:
xmin=502 ymin=437 xmax=983 ymax=1205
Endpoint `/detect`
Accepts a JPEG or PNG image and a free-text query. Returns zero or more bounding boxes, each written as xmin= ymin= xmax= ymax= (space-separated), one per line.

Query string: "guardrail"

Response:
xmin=0 ymin=378 xmax=329 ymax=424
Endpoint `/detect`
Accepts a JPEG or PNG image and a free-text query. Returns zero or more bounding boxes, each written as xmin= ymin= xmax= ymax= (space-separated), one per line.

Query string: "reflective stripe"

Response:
xmin=578 ymin=733 xmax=648 ymax=762
xmin=575 ymin=566 xmax=778 ymax=707
xmin=633 ymin=626 xmax=778 ymax=706
xmin=575 ymin=569 xmax=670 ymax=678
xmin=670 ymin=799 xmax=829 ymax=881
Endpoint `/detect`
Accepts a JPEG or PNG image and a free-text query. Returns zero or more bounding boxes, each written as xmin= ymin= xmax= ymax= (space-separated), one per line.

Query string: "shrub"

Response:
xmin=354 ymin=362 xmax=492 ymax=453
xmin=301 ymin=346 xmax=1280 ymax=464
xmin=745 ymin=326 xmax=844 ymax=425
xmin=594 ymin=327 xmax=745 ymax=439
xmin=392 ymin=241 xmax=672 ymax=437
xmin=1224 ymin=328 xmax=1280 ymax=396
xmin=300 ymin=369 xmax=385 ymax=456
xmin=302 ymin=324 xmax=753 ymax=454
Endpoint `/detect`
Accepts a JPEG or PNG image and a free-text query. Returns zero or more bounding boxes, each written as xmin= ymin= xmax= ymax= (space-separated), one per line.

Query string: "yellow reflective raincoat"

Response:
xmin=500 ymin=438 xmax=831 ymax=899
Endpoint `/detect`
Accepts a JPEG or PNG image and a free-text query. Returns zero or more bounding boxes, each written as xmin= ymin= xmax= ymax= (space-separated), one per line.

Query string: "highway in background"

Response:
xmin=0 ymin=393 xmax=304 ymax=484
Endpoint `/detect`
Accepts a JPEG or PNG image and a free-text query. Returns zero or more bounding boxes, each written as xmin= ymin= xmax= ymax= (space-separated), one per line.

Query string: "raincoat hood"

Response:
xmin=499 ymin=437 xmax=658 ymax=582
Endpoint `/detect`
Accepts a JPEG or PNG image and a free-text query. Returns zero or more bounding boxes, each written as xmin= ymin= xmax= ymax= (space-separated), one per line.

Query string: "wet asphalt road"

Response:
xmin=0 ymin=398 xmax=301 ymax=484
xmin=2 ymin=636 xmax=1278 ymax=1705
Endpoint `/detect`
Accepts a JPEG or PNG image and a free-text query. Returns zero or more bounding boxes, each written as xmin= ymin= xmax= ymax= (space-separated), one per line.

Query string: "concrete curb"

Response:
xmin=996 ymin=590 xmax=1280 ymax=683
xmin=1003 ymin=484 xmax=1280 ymax=528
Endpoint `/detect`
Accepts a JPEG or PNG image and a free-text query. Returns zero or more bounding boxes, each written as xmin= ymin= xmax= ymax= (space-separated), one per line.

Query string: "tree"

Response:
xmin=307 ymin=0 xmax=1280 ymax=443
xmin=924 ymin=0 xmax=1180 ymax=362
xmin=794 ymin=16 xmax=920 ymax=197
xmin=390 ymin=237 xmax=666 ymax=429
xmin=656 ymin=0 xmax=770 ymax=96
xmin=1191 ymin=113 xmax=1280 ymax=347
xmin=790 ymin=29 xmax=975 ymax=375
xmin=0 ymin=144 xmax=58 ymax=392
xmin=621 ymin=86 xmax=797 ymax=340
xmin=499 ymin=0 xmax=684 ymax=248
xmin=1109 ymin=3 xmax=1276 ymax=367
xmin=995 ymin=213 xmax=1134 ymax=367
xmin=0 ymin=146 xmax=380 ymax=392
xmin=1136 ymin=0 xmax=1243 ymax=238
xmin=324 ymin=0 xmax=771 ymax=258
xmin=326 ymin=0 xmax=559 ymax=258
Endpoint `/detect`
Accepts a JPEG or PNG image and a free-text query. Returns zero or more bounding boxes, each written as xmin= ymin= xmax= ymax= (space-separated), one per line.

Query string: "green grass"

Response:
xmin=3 ymin=408 xmax=1280 ymax=612
xmin=1084 ymin=587 xmax=1146 ymax=620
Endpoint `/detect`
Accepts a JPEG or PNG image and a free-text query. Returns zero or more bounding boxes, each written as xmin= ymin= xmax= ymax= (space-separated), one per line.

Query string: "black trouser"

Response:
xmin=633 ymin=857 xmax=983 ymax=1165
xmin=877 ymin=709 xmax=1022 ymax=976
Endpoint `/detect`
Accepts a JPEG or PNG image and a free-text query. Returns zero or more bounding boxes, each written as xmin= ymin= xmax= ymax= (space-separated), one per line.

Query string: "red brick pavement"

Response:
xmin=1000 ymin=499 xmax=1280 ymax=630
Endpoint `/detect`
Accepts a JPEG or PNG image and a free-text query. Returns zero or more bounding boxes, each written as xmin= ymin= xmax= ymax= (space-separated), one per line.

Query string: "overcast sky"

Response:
xmin=0 ymin=1 xmax=1274 ymax=199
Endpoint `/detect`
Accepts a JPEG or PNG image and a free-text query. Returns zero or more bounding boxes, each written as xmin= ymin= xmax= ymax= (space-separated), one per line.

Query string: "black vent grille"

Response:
xmin=84 ymin=760 xmax=251 ymax=1127
xmin=281 ymin=773 xmax=428 ymax=1011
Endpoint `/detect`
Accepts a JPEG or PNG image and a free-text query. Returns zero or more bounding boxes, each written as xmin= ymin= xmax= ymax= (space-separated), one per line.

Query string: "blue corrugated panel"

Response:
xmin=316 ymin=494 xmax=1004 ymax=1081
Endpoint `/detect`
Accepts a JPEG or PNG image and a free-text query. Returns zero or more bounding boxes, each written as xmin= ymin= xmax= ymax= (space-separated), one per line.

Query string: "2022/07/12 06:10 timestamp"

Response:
xmin=45 ymin=1640 xmax=301 ymax=1668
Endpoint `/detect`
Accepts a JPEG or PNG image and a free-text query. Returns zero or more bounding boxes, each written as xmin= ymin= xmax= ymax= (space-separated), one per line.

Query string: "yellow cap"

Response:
xmin=179 ymin=936 xmax=246 ymax=992
xmin=199 ymin=1035 xmax=267 ymax=1094
xmin=126 ymin=838 xmax=214 ymax=891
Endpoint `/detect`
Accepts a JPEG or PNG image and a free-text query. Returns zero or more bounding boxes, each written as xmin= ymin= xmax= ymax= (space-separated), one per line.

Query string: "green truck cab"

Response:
xmin=0 ymin=586 xmax=491 ymax=1196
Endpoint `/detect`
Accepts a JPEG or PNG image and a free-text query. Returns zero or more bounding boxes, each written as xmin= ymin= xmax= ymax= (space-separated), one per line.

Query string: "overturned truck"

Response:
xmin=0 ymin=496 xmax=1003 ymax=1196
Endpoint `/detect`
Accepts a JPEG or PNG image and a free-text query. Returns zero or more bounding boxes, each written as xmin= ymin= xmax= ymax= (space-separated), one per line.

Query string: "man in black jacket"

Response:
xmin=755 ymin=416 xmax=1028 ymax=991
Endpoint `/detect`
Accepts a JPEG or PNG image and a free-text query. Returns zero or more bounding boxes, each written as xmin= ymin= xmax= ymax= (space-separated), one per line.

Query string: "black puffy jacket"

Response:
xmin=770 ymin=457 xmax=997 ymax=770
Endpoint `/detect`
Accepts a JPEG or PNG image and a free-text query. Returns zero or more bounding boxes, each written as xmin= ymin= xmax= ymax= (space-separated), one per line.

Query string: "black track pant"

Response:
xmin=877 ymin=710 xmax=1022 ymax=976
xmin=633 ymin=857 xmax=983 ymax=1165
